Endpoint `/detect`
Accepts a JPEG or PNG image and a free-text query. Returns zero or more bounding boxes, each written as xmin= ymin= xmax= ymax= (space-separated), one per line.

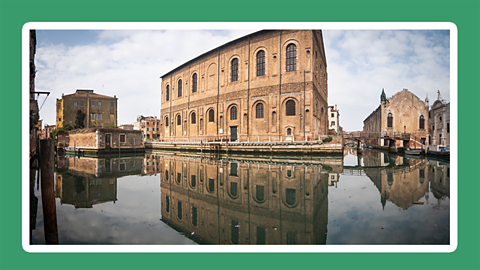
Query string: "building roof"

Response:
xmin=160 ymin=30 xmax=268 ymax=79
xmin=63 ymin=89 xmax=116 ymax=99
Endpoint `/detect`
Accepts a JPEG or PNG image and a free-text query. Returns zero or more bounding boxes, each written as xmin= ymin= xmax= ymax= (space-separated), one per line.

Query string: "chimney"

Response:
xmin=335 ymin=104 xmax=337 ymax=111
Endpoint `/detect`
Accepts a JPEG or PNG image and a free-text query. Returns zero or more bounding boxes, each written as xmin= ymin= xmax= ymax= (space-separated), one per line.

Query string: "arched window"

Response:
xmin=230 ymin=106 xmax=237 ymax=120
xmin=208 ymin=178 xmax=215 ymax=192
xmin=191 ymin=207 xmax=197 ymax=226
xmin=256 ymin=185 xmax=265 ymax=201
xmin=387 ymin=113 xmax=393 ymax=128
xmin=165 ymin=117 xmax=169 ymax=127
xmin=177 ymin=115 xmax=181 ymax=125
xmin=286 ymin=188 xmax=296 ymax=205
xmin=230 ymin=182 xmax=238 ymax=197
xmin=191 ymin=112 xmax=196 ymax=124
xmin=287 ymin=128 xmax=292 ymax=136
xmin=231 ymin=58 xmax=238 ymax=82
xmin=209 ymin=109 xmax=215 ymax=122
xmin=257 ymin=50 xmax=265 ymax=76
xmin=166 ymin=85 xmax=170 ymax=101
xmin=165 ymin=196 xmax=170 ymax=213
xmin=419 ymin=115 xmax=425 ymax=129
xmin=178 ymin=79 xmax=182 ymax=97
xmin=192 ymin=73 xmax=197 ymax=93
xmin=191 ymin=175 xmax=196 ymax=188
xmin=177 ymin=201 xmax=182 ymax=220
xmin=286 ymin=100 xmax=296 ymax=116
xmin=256 ymin=103 xmax=264 ymax=118
xmin=286 ymin=44 xmax=296 ymax=72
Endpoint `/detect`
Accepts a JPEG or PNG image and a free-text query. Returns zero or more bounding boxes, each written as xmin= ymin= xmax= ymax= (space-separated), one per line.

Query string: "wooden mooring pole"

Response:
xmin=40 ymin=138 xmax=59 ymax=244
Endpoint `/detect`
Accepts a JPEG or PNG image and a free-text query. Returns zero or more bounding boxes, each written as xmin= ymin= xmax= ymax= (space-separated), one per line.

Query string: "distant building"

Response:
xmin=429 ymin=90 xmax=450 ymax=147
xmin=56 ymin=89 xmax=118 ymax=129
xmin=363 ymin=88 xmax=429 ymax=150
xmin=41 ymin=124 xmax=56 ymax=139
xmin=135 ymin=116 xmax=161 ymax=140
xmin=119 ymin=124 xmax=134 ymax=130
xmin=328 ymin=105 xmax=340 ymax=135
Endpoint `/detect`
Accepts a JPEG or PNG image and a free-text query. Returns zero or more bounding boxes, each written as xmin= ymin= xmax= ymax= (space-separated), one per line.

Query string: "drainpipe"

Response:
xmin=247 ymin=36 xmax=251 ymax=142
xmin=278 ymin=30 xmax=283 ymax=141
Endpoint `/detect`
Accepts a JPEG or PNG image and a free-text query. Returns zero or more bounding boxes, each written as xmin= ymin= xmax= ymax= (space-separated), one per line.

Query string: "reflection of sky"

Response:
xmin=31 ymin=174 xmax=196 ymax=244
xmin=327 ymin=174 xmax=449 ymax=244
xmin=343 ymin=152 xmax=359 ymax=166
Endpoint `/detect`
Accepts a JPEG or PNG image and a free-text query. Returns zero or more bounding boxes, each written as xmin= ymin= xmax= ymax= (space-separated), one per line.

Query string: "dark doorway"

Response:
xmin=105 ymin=134 xmax=111 ymax=149
xmin=230 ymin=126 xmax=237 ymax=141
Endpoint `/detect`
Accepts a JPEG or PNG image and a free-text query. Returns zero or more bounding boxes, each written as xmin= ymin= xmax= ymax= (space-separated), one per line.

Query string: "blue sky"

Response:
xmin=34 ymin=28 xmax=450 ymax=131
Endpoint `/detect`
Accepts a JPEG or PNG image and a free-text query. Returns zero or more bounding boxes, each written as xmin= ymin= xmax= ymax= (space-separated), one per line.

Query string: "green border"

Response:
xmin=1 ymin=0 xmax=479 ymax=269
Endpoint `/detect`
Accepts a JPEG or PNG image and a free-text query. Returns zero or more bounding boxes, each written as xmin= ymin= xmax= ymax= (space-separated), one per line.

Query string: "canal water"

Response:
xmin=29 ymin=148 xmax=450 ymax=245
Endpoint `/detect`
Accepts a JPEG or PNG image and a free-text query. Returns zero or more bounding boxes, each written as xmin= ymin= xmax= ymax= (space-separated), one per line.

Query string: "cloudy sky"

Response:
xmin=34 ymin=27 xmax=451 ymax=131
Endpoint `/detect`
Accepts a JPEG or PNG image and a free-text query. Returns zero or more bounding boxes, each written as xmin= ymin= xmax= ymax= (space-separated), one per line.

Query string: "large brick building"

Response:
xmin=56 ymin=89 xmax=118 ymax=129
xmin=160 ymin=30 xmax=328 ymax=142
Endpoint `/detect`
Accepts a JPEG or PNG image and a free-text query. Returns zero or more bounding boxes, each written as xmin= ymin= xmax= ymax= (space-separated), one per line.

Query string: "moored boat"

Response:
xmin=426 ymin=145 xmax=450 ymax=158
xmin=405 ymin=148 xmax=423 ymax=156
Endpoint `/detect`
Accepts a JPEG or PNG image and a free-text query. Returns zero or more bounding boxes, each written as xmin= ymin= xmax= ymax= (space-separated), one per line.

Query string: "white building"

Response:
xmin=429 ymin=91 xmax=450 ymax=147
xmin=328 ymin=105 xmax=340 ymax=134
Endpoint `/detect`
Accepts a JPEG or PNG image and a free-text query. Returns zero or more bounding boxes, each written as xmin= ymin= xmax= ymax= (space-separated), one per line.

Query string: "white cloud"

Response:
xmin=35 ymin=29 xmax=450 ymax=131
xmin=35 ymin=29 xmax=256 ymax=126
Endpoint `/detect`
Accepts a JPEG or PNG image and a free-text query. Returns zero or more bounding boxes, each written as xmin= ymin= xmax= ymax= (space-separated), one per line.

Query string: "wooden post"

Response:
xmin=40 ymin=138 xmax=59 ymax=244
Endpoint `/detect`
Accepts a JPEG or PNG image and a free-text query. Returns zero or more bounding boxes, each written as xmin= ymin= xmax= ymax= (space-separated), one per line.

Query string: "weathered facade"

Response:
xmin=57 ymin=128 xmax=144 ymax=155
xmin=328 ymin=105 xmax=340 ymax=135
xmin=363 ymin=88 xmax=429 ymax=150
xmin=160 ymin=30 xmax=328 ymax=142
xmin=429 ymin=91 xmax=450 ymax=147
xmin=135 ymin=116 xmax=161 ymax=140
xmin=56 ymin=89 xmax=118 ymax=129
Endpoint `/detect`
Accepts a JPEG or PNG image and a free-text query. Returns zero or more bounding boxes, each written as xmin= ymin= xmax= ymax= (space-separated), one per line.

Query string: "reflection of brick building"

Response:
xmin=144 ymin=154 xmax=160 ymax=175
xmin=56 ymin=89 xmax=118 ymax=128
xmin=160 ymin=30 xmax=329 ymax=142
xmin=363 ymin=150 xmax=430 ymax=210
xmin=40 ymin=124 xmax=56 ymax=139
xmin=55 ymin=155 xmax=145 ymax=208
xmin=159 ymin=155 xmax=329 ymax=244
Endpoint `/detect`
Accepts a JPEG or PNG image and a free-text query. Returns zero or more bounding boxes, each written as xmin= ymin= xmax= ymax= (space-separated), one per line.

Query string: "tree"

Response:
xmin=74 ymin=110 xmax=86 ymax=129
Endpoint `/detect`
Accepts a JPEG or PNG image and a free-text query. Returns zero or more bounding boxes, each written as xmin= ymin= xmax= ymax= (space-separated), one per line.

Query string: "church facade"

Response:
xmin=363 ymin=88 xmax=430 ymax=149
xmin=159 ymin=30 xmax=328 ymax=142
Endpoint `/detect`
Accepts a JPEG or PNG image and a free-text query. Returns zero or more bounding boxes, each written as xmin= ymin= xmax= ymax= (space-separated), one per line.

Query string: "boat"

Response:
xmin=405 ymin=148 xmax=423 ymax=156
xmin=426 ymin=145 xmax=450 ymax=158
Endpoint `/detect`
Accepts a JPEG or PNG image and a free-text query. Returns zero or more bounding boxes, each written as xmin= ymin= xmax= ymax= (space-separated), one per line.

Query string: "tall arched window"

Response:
xmin=286 ymin=44 xmax=297 ymax=72
xmin=166 ymin=85 xmax=170 ymax=101
xmin=387 ymin=113 xmax=393 ymax=128
xmin=286 ymin=100 xmax=296 ymax=116
xmin=286 ymin=188 xmax=296 ymax=205
xmin=256 ymin=103 xmax=264 ymax=119
xmin=419 ymin=115 xmax=425 ymax=129
xmin=191 ymin=112 xmax=196 ymax=124
xmin=256 ymin=185 xmax=265 ymax=201
xmin=165 ymin=117 xmax=169 ymax=127
xmin=287 ymin=128 xmax=292 ymax=136
xmin=209 ymin=109 xmax=215 ymax=122
xmin=192 ymin=73 xmax=197 ymax=93
xmin=230 ymin=106 xmax=237 ymax=120
xmin=231 ymin=58 xmax=238 ymax=82
xmin=178 ymin=79 xmax=182 ymax=97
xmin=257 ymin=50 xmax=265 ymax=76
xmin=177 ymin=115 xmax=181 ymax=125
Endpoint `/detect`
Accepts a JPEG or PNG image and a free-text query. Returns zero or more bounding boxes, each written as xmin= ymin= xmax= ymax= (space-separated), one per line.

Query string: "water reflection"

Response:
xmin=159 ymin=155 xmax=335 ymax=244
xmin=29 ymin=150 xmax=450 ymax=245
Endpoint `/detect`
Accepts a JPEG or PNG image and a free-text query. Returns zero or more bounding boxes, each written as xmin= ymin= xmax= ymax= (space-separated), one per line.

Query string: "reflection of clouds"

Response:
xmin=36 ymin=174 xmax=195 ymax=244
xmin=328 ymin=175 xmax=449 ymax=244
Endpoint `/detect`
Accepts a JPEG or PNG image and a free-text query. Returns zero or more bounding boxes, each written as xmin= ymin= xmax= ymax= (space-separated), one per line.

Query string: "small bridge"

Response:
xmin=342 ymin=131 xmax=411 ymax=141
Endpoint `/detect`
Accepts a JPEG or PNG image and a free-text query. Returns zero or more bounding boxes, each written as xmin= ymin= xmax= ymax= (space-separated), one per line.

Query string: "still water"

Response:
xmin=30 ymin=148 xmax=450 ymax=245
